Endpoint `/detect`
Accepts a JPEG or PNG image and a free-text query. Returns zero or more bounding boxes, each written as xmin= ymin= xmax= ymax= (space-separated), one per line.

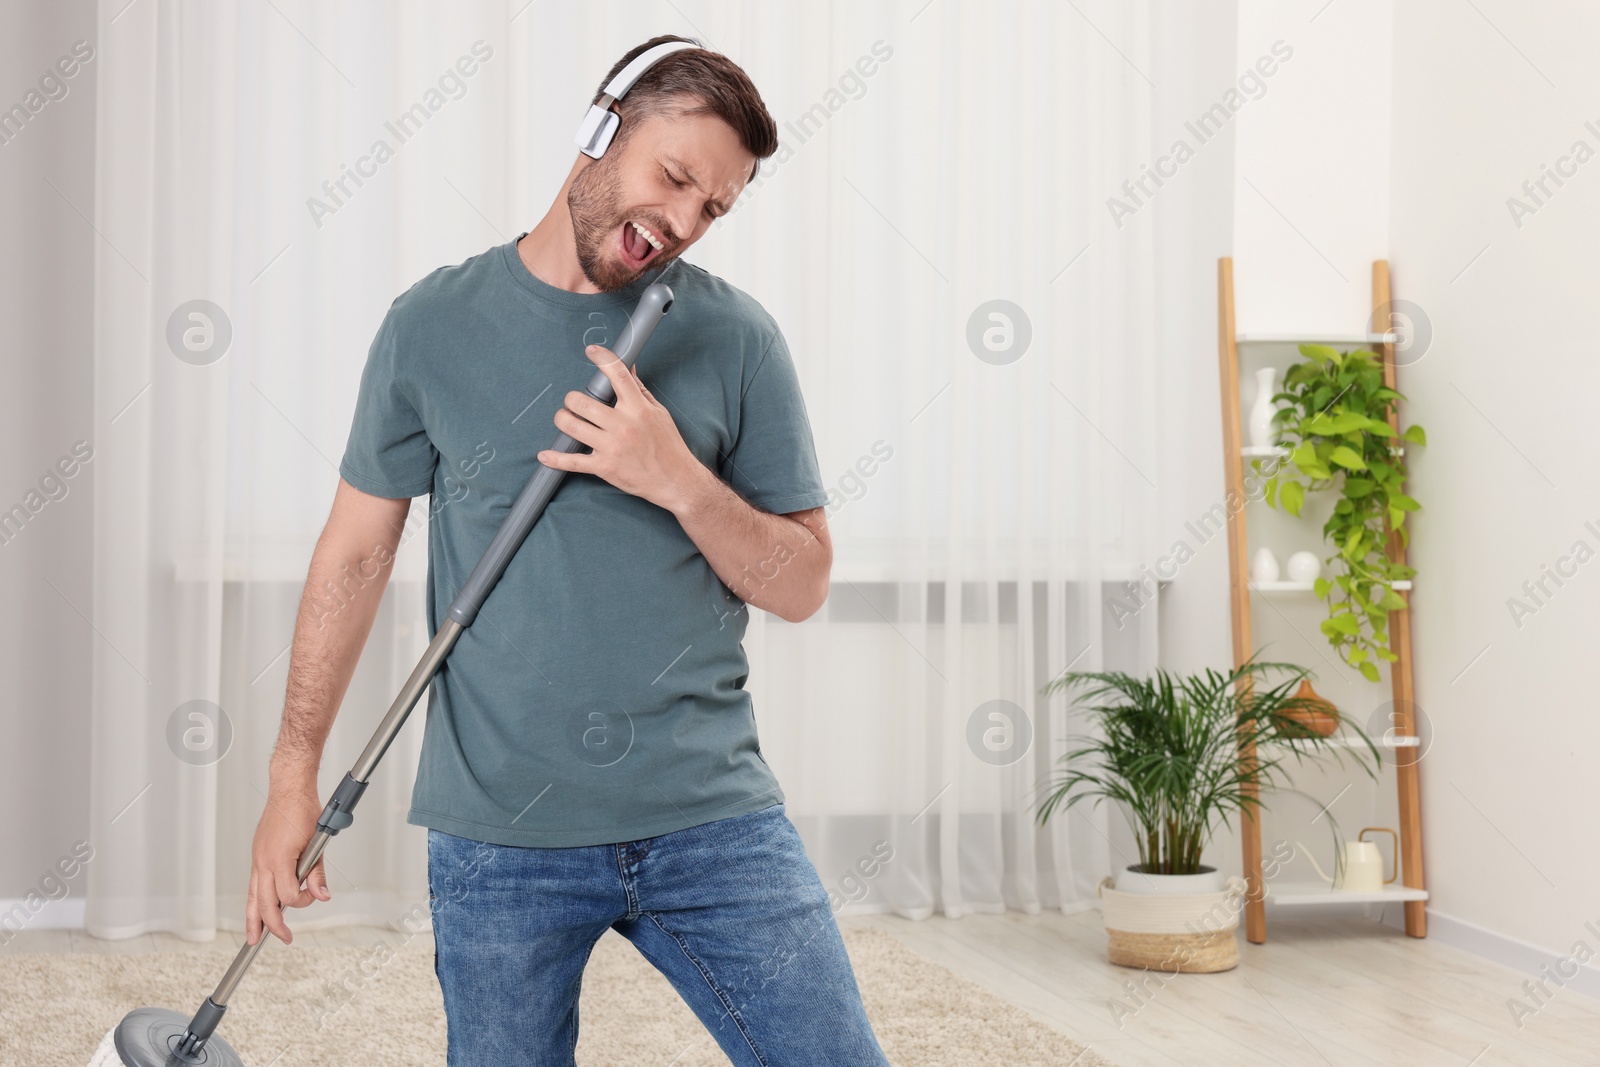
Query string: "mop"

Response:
xmin=87 ymin=282 xmax=675 ymax=1066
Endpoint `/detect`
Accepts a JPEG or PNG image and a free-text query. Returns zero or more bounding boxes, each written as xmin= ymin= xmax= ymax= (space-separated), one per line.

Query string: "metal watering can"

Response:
xmin=1294 ymin=827 xmax=1398 ymax=893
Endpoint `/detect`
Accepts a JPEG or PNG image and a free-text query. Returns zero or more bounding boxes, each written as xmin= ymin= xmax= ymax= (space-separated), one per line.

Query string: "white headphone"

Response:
xmin=574 ymin=39 xmax=706 ymax=159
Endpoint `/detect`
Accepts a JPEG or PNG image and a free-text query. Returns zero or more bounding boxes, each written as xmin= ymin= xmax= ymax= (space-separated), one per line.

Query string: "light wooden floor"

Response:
xmin=846 ymin=909 xmax=1600 ymax=1067
xmin=7 ymin=911 xmax=1598 ymax=1065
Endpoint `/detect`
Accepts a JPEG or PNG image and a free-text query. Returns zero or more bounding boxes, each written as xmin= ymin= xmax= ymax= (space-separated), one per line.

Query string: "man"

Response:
xmin=244 ymin=34 xmax=892 ymax=1066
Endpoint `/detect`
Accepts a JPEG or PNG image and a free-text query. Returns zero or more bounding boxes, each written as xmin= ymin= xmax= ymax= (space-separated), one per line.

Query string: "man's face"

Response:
xmin=567 ymin=106 xmax=753 ymax=291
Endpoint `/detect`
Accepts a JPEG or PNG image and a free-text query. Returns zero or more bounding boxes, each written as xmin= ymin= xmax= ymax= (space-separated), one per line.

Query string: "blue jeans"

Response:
xmin=427 ymin=803 xmax=892 ymax=1066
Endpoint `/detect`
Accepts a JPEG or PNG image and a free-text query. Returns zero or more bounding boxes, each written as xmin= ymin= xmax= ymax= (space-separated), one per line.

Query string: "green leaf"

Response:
xmin=1313 ymin=577 xmax=1331 ymax=598
xmin=1328 ymin=612 xmax=1360 ymax=636
xmin=1343 ymin=478 xmax=1376 ymax=498
xmin=1379 ymin=589 xmax=1407 ymax=611
xmin=1306 ymin=411 xmax=1369 ymax=436
xmin=1364 ymin=419 xmax=1398 ymax=437
xmin=1300 ymin=344 xmax=1337 ymax=363
xmin=1388 ymin=506 xmax=1405 ymax=529
xmin=1264 ymin=478 xmax=1278 ymax=508
xmin=1329 ymin=446 xmax=1367 ymax=471
xmin=1280 ymin=480 xmax=1306 ymax=517
xmin=1359 ymin=662 xmax=1381 ymax=683
xmin=1391 ymin=494 xmax=1420 ymax=511
xmin=1402 ymin=424 xmax=1426 ymax=446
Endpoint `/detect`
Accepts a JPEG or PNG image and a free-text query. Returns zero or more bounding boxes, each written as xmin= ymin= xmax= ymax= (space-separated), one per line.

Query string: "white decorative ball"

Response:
xmin=1286 ymin=551 xmax=1322 ymax=583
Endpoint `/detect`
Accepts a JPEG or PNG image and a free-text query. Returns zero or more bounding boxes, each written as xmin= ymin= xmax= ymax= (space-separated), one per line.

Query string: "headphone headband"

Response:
xmin=574 ymin=39 xmax=705 ymax=159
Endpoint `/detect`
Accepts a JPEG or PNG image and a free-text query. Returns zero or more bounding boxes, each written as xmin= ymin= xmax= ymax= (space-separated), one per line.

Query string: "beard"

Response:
xmin=567 ymin=149 xmax=676 ymax=292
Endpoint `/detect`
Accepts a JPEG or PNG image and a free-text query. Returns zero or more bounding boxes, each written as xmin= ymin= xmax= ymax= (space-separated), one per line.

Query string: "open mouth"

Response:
xmin=618 ymin=218 xmax=665 ymax=269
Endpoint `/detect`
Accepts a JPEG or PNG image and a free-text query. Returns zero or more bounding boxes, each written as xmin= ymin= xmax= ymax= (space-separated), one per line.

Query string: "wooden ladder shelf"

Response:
xmin=1216 ymin=257 xmax=1428 ymax=943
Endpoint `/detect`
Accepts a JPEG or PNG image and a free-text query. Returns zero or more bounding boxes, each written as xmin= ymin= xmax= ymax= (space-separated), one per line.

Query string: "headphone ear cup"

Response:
xmin=589 ymin=110 xmax=620 ymax=158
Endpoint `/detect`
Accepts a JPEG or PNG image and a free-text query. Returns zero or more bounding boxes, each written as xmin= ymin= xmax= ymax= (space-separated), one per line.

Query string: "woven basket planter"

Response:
xmin=1096 ymin=874 xmax=1248 ymax=974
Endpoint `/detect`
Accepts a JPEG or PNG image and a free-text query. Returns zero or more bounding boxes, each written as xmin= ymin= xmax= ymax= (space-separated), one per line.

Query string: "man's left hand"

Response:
xmin=538 ymin=344 xmax=708 ymax=515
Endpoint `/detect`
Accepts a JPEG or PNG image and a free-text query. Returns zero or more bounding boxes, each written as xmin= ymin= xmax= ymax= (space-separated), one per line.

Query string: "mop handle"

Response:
xmin=447 ymin=280 xmax=675 ymax=626
xmin=190 ymin=282 xmax=675 ymax=1041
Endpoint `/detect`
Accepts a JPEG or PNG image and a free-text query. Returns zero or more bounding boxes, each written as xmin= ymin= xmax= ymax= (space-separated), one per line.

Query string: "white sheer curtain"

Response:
xmin=724 ymin=3 xmax=1162 ymax=917
xmin=87 ymin=0 xmax=1169 ymax=938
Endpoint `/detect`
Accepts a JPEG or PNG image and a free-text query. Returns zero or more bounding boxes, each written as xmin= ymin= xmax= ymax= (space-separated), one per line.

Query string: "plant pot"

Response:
xmin=1115 ymin=865 xmax=1225 ymax=894
xmin=1098 ymin=869 xmax=1246 ymax=974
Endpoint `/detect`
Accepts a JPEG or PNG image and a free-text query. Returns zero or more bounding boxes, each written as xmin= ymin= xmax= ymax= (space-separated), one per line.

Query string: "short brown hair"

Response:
xmin=593 ymin=35 xmax=778 ymax=182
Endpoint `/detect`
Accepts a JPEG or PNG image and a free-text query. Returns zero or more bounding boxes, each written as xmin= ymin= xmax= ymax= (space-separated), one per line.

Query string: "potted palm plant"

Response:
xmin=1035 ymin=658 xmax=1380 ymax=972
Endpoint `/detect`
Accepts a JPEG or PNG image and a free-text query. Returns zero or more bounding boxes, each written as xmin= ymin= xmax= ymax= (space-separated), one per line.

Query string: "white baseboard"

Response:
xmin=1387 ymin=906 xmax=1600 ymax=1002
xmin=0 ymin=897 xmax=86 ymax=932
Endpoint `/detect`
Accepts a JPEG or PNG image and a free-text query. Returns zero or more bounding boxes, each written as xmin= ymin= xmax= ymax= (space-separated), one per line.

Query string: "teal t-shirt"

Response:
xmin=338 ymin=237 xmax=828 ymax=848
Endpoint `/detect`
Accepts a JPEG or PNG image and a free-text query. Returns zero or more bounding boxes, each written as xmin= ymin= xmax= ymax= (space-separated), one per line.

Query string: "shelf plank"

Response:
xmin=1264 ymin=881 xmax=1428 ymax=906
xmin=1249 ymin=580 xmax=1412 ymax=592
xmin=1241 ymin=445 xmax=1404 ymax=458
xmin=1261 ymin=735 xmax=1421 ymax=751
xmin=1236 ymin=332 xmax=1398 ymax=345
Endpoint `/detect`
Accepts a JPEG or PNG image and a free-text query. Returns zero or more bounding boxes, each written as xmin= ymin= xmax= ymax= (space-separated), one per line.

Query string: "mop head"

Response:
xmin=86 ymin=1007 xmax=244 ymax=1066
xmin=86 ymin=1028 xmax=120 ymax=1067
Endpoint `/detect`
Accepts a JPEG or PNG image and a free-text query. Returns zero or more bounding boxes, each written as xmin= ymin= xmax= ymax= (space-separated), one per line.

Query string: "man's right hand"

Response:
xmin=244 ymin=482 xmax=409 ymax=946
xmin=245 ymin=778 xmax=331 ymax=946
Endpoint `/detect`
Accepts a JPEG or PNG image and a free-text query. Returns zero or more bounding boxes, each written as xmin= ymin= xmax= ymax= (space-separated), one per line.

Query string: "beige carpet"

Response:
xmin=1 ymin=926 xmax=1115 ymax=1066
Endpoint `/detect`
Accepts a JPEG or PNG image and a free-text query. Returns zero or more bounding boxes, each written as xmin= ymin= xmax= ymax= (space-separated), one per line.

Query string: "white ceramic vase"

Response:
xmin=1250 ymin=547 xmax=1280 ymax=584
xmin=1247 ymin=367 xmax=1278 ymax=450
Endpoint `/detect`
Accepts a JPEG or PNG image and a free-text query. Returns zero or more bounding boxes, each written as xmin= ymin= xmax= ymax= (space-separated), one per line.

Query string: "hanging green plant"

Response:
xmin=1254 ymin=344 xmax=1426 ymax=682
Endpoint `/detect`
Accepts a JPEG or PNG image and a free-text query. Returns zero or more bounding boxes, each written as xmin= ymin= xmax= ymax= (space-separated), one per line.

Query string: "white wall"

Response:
xmin=1232 ymin=0 xmax=1392 ymax=334
xmin=1147 ymin=0 xmax=1240 ymax=884
xmin=0 ymin=0 xmax=97 ymax=913
xmin=1389 ymin=0 xmax=1600 ymax=979
xmin=1150 ymin=0 xmax=1239 ymax=675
